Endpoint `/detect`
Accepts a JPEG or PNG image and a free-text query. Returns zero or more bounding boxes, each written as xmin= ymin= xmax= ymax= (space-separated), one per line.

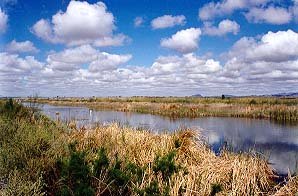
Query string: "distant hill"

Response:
xmin=271 ymin=92 xmax=298 ymax=97
xmin=223 ymin=94 xmax=236 ymax=98
xmin=191 ymin=94 xmax=203 ymax=97
xmin=191 ymin=92 xmax=298 ymax=98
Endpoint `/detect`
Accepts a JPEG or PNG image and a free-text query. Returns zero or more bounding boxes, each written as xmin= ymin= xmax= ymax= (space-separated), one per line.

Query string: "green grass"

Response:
xmin=0 ymin=99 xmax=67 ymax=195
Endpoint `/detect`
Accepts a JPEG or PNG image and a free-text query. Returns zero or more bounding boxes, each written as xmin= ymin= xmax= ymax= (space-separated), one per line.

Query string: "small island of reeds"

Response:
xmin=29 ymin=96 xmax=298 ymax=124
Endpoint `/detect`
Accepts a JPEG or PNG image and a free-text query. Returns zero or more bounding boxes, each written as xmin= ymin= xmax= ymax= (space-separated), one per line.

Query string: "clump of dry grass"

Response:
xmin=273 ymin=176 xmax=298 ymax=195
xmin=67 ymin=124 xmax=276 ymax=195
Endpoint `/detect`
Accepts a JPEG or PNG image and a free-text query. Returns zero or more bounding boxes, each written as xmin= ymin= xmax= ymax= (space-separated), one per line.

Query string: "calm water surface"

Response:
xmin=30 ymin=103 xmax=298 ymax=175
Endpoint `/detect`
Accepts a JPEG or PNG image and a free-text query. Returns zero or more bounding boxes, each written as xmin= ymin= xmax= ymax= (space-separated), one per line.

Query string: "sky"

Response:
xmin=0 ymin=0 xmax=297 ymax=97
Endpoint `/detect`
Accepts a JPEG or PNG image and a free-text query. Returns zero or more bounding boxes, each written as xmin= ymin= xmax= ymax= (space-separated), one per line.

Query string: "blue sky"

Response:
xmin=0 ymin=0 xmax=298 ymax=96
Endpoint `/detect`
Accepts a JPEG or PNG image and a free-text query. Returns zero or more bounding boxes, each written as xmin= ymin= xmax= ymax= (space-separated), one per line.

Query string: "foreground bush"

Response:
xmin=0 ymin=99 xmax=66 ymax=195
xmin=0 ymin=99 xmax=297 ymax=195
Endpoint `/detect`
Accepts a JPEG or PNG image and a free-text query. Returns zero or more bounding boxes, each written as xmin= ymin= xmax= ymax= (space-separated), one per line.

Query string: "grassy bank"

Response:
xmin=0 ymin=99 xmax=297 ymax=195
xmin=30 ymin=96 xmax=298 ymax=123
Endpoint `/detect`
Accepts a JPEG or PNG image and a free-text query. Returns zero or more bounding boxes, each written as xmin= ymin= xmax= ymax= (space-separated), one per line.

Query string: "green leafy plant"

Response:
xmin=136 ymin=180 xmax=160 ymax=196
xmin=153 ymin=151 xmax=179 ymax=181
xmin=57 ymin=143 xmax=94 ymax=196
xmin=210 ymin=183 xmax=223 ymax=196
xmin=93 ymin=147 xmax=109 ymax=177
xmin=249 ymin=99 xmax=257 ymax=105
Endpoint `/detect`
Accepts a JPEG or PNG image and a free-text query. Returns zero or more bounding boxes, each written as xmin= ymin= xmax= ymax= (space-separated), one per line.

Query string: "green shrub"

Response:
xmin=249 ymin=99 xmax=257 ymax=105
xmin=0 ymin=170 xmax=45 ymax=196
xmin=0 ymin=98 xmax=30 ymax=119
xmin=93 ymin=147 xmax=109 ymax=177
xmin=57 ymin=143 xmax=94 ymax=196
xmin=153 ymin=151 xmax=179 ymax=181
xmin=136 ymin=180 xmax=160 ymax=196
xmin=125 ymin=162 xmax=145 ymax=184
xmin=210 ymin=183 xmax=223 ymax=196
xmin=174 ymin=138 xmax=182 ymax=149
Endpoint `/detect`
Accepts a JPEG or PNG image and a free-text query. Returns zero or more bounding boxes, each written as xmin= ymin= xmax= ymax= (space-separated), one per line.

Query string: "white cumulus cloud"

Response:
xmin=134 ymin=16 xmax=144 ymax=27
xmin=198 ymin=0 xmax=294 ymax=25
xmin=93 ymin=34 xmax=130 ymax=47
xmin=151 ymin=15 xmax=186 ymax=29
xmin=245 ymin=6 xmax=292 ymax=24
xmin=31 ymin=1 xmax=128 ymax=47
xmin=31 ymin=19 xmax=54 ymax=43
xmin=0 ymin=52 xmax=43 ymax=73
xmin=46 ymin=45 xmax=132 ymax=72
xmin=198 ymin=0 xmax=268 ymax=21
xmin=226 ymin=30 xmax=298 ymax=62
xmin=152 ymin=53 xmax=221 ymax=75
xmin=202 ymin=19 xmax=240 ymax=36
xmin=160 ymin=28 xmax=201 ymax=53
xmin=89 ymin=53 xmax=132 ymax=72
xmin=5 ymin=40 xmax=39 ymax=53
xmin=219 ymin=30 xmax=298 ymax=92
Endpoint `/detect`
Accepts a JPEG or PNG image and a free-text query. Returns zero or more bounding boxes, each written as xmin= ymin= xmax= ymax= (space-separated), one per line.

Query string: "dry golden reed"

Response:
xmin=68 ymin=123 xmax=278 ymax=195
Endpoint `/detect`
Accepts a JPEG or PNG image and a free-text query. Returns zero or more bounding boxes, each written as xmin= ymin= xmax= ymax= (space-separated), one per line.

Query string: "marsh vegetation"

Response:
xmin=31 ymin=96 xmax=298 ymax=124
xmin=0 ymin=99 xmax=298 ymax=195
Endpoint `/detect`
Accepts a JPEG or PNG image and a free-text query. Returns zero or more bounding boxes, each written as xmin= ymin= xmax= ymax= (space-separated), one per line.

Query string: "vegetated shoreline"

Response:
xmin=26 ymin=96 xmax=298 ymax=123
xmin=1 ymin=99 xmax=298 ymax=195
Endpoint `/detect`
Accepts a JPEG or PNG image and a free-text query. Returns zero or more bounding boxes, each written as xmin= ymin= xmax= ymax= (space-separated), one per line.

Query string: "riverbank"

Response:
xmin=0 ymin=99 xmax=297 ymax=195
xmin=29 ymin=96 xmax=298 ymax=123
